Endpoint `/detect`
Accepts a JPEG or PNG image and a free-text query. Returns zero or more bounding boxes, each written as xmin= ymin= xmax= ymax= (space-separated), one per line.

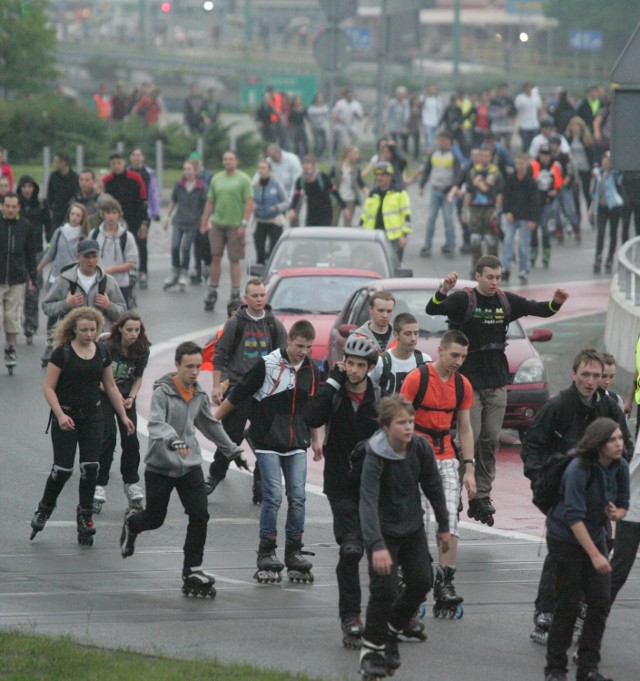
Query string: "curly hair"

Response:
xmin=54 ymin=307 xmax=104 ymax=347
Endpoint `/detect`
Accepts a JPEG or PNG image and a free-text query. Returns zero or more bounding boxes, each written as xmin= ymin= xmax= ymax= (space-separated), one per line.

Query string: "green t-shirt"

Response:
xmin=207 ymin=170 xmax=253 ymax=226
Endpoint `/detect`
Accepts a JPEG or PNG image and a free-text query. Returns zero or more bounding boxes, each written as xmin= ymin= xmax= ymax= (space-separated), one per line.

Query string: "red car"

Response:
xmin=325 ymin=278 xmax=553 ymax=437
xmin=264 ymin=268 xmax=383 ymax=374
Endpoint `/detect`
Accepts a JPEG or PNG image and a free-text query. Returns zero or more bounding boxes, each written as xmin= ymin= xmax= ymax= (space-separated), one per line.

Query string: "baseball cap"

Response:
xmin=540 ymin=116 xmax=554 ymax=128
xmin=77 ymin=238 xmax=100 ymax=255
xmin=549 ymin=134 xmax=562 ymax=145
xmin=374 ymin=161 xmax=394 ymax=176
xmin=538 ymin=144 xmax=551 ymax=155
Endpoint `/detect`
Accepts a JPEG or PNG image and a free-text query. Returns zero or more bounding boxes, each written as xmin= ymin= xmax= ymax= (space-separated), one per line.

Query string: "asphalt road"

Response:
xmin=0 ymin=186 xmax=637 ymax=681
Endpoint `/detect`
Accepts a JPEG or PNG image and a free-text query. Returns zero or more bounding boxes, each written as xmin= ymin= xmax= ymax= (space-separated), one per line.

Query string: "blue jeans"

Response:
xmin=502 ymin=218 xmax=530 ymax=276
xmin=425 ymin=188 xmax=455 ymax=250
xmin=257 ymin=450 xmax=307 ymax=539
xmin=554 ymin=187 xmax=580 ymax=233
xmin=171 ymin=224 xmax=199 ymax=270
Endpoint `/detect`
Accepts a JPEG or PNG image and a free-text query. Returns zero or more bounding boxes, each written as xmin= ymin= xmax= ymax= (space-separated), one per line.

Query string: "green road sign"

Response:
xmin=241 ymin=74 xmax=319 ymax=107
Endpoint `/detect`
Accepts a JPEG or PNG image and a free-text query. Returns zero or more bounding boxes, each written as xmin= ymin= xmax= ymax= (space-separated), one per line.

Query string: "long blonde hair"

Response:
xmin=54 ymin=307 xmax=105 ymax=348
xmin=565 ymin=116 xmax=593 ymax=147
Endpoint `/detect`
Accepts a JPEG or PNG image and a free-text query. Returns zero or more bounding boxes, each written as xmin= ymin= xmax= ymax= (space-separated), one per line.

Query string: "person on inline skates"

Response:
xmin=358 ymin=395 xmax=450 ymax=679
xmin=303 ymin=335 xmax=382 ymax=648
xmin=216 ymin=320 xmax=321 ymax=584
xmin=400 ymin=329 xmax=476 ymax=619
xmin=94 ymin=311 xmax=151 ymax=514
xmin=30 ymin=307 xmax=134 ymax=546
xmin=426 ymin=255 xmax=568 ymax=526
xmin=205 ymin=278 xmax=287 ymax=503
xmin=119 ymin=341 xmax=244 ymax=597
xmin=543 ymin=418 xmax=629 ymax=681
xmin=521 ymin=349 xmax=633 ymax=647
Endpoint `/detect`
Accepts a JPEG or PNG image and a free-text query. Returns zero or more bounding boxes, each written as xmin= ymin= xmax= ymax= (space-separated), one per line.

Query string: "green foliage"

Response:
xmin=543 ymin=0 xmax=638 ymax=56
xmin=0 ymin=0 xmax=58 ymax=96
xmin=0 ymin=630 xmax=326 ymax=681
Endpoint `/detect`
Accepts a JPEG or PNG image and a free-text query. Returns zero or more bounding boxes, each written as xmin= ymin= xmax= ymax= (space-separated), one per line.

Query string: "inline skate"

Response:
xmin=432 ymin=565 xmax=464 ymax=619
xmin=30 ymin=503 xmax=54 ymax=540
xmin=124 ymin=482 xmax=144 ymax=511
xmin=93 ymin=485 xmax=106 ymax=514
xmin=530 ymin=610 xmax=553 ymax=645
xmin=359 ymin=640 xmax=389 ymax=679
xmin=285 ymin=537 xmax=314 ymax=583
xmin=341 ymin=614 xmax=364 ymax=649
xmin=120 ymin=509 xmax=137 ymax=558
xmin=163 ymin=268 xmax=187 ymax=293
xmin=204 ymin=285 xmax=218 ymax=312
xmin=254 ymin=538 xmax=284 ymax=584
xmin=4 ymin=346 xmax=16 ymax=375
xmin=41 ymin=342 xmax=53 ymax=368
xmin=76 ymin=506 xmax=96 ymax=547
xmin=467 ymin=497 xmax=495 ymax=526
xmin=392 ymin=617 xmax=427 ymax=642
xmin=182 ymin=567 xmax=216 ymax=598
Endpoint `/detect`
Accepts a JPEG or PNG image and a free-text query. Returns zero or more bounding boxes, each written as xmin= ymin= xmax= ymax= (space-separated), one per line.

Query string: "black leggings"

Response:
xmin=97 ymin=398 xmax=140 ymax=486
xmin=595 ymin=206 xmax=622 ymax=265
xmin=40 ymin=407 xmax=103 ymax=510
xmin=254 ymin=222 xmax=283 ymax=265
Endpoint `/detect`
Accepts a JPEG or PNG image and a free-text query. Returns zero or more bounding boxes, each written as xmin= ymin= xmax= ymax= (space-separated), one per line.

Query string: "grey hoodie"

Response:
xmin=145 ymin=373 xmax=244 ymax=478
xmin=352 ymin=321 xmax=392 ymax=353
xmin=359 ymin=430 xmax=449 ymax=551
xmin=94 ymin=222 xmax=139 ymax=289
xmin=41 ymin=263 xmax=126 ymax=330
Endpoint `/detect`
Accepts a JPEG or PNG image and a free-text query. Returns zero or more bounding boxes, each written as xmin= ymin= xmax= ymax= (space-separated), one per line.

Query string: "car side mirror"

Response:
xmin=338 ymin=324 xmax=357 ymax=338
xmin=528 ymin=328 xmax=553 ymax=342
xmin=249 ymin=263 xmax=265 ymax=278
xmin=393 ymin=268 xmax=413 ymax=278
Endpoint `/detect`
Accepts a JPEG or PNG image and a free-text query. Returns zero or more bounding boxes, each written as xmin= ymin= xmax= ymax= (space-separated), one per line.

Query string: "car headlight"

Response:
xmin=513 ymin=357 xmax=546 ymax=384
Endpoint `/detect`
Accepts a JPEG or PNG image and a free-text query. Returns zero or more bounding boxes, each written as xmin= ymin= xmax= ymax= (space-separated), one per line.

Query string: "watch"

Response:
xmin=463 ymin=459 xmax=476 ymax=466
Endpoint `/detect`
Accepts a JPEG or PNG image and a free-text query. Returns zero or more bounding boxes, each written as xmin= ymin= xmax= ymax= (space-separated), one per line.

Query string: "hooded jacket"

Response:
xmin=359 ymin=431 xmax=449 ymax=551
xmin=145 ymin=373 xmax=244 ymax=478
xmin=41 ymin=263 xmax=126 ymax=329
xmin=0 ymin=213 xmax=37 ymax=286
xmin=213 ymin=304 xmax=287 ymax=386
xmin=93 ymin=222 xmax=139 ymax=288
xmin=17 ymin=175 xmax=53 ymax=244
xmin=228 ymin=347 xmax=319 ymax=453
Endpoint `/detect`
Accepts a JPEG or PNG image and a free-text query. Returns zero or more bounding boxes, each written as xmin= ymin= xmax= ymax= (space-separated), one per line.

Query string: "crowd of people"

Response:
xmin=1 ymin=78 xmax=639 ymax=681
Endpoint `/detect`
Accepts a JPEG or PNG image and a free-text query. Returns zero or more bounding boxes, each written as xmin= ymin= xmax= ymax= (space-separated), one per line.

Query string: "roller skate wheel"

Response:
xmin=93 ymin=501 xmax=103 ymax=514
xmin=30 ymin=530 xmax=37 ymax=541
xmin=78 ymin=536 xmax=94 ymax=547
xmin=455 ymin=604 xmax=464 ymax=619
xmin=7 ymin=366 xmax=13 ymax=375
xmin=342 ymin=636 xmax=362 ymax=650
xmin=417 ymin=603 xmax=426 ymax=619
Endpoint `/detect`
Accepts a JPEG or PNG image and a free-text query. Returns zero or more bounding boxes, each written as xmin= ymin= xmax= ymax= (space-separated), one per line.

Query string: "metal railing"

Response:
xmin=616 ymin=236 xmax=640 ymax=306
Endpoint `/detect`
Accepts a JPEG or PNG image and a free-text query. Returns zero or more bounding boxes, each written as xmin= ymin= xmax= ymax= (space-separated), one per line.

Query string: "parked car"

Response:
xmin=265 ymin=267 xmax=383 ymax=374
xmin=325 ymin=278 xmax=553 ymax=437
xmin=249 ymin=227 xmax=412 ymax=279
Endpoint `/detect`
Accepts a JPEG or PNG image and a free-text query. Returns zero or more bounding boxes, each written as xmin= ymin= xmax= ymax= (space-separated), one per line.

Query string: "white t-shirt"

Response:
xmin=514 ymin=90 xmax=542 ymax=130
xmin=421 ymin=95 xmax=443 ymax=128
xmin=76 ymin=271 xmax=97 ymax=295
xmin=369 ymin=350 xmax=432 ymax=394
xmin=529 ymin=133 xmax=571 ymax=158
xmin=332 ymin=98 xmax=363 ymax=133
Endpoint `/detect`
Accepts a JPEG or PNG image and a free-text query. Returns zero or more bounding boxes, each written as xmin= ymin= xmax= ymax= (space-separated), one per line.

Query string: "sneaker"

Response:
xmin=120 ymin=509 xmax=138 ymax=558
xmin=420 ymin=246 xmax=432 ymax=258
xmin=124 ymin=482 xmax=144 ymax=509
xmin=94 ymin=485 xmax=107 ymax=504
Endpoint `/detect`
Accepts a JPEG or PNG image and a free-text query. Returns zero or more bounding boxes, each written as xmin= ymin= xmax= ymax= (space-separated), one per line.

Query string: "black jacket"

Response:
xmin=521 ymin=383 xmax=634 ymax=482
xmin=17 ymin=175 xmax=53 ymax=244
xmin=47 ymin=169 xmax=79 ymax=229
xmin=303 ymin=377 xmax=380 ymax=498
xmin=0 ymin=215 xmax=38 ymax=286
xmin=103 ymin=170 xmax=148 ymax=232
xmin=503 ymin=169 xmax=540 ymax=222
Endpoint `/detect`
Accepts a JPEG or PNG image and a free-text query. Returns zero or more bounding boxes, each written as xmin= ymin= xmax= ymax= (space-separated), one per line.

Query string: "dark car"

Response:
xmin=249 ymin=227 xmax=412 ymax=279
xmin=325 ymin=278 xmax=553 ymax=437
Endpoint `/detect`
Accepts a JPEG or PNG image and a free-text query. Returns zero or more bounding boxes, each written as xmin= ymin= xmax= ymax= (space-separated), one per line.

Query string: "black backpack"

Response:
xmin=531 ymin=453 xmax=573 ymax=515
xmin=91 ymin=227 xmax=129 ymax=258
xmin=379 ymin=349 xmax=426 ymax=392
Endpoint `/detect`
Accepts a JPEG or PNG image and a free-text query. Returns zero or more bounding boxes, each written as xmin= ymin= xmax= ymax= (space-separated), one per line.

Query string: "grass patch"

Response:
xmin=0 ymin=630 xmax=328 ymax=681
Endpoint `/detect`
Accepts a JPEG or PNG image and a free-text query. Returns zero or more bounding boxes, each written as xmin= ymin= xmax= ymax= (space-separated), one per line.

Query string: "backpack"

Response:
xmin=531 ymin=453 xmax=573 ymax=515
xmin=411 ymin=365 xmax=465 ymax=453
xmin=379 ymin=349 xmax=425 ymax=392
xmin=90 ymin=227 xmax=129 ymax=258
xmin=460 ymin=287 xmax=511 ymax=325
xmin=60 ymin=339 xmax=109 ymax=368
xmin=323 ymin=381 xmax=382 ymax=447
xmin=60 ymin=264 xmax=108 ymax=297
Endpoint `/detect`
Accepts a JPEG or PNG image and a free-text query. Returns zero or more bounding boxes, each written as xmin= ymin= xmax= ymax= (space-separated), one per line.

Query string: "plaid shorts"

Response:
xmin=436 ymin=458 xmax=461 ymax=537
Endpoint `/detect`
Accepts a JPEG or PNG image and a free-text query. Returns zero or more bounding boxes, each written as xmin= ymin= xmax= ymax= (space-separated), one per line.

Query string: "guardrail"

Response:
xmin=616 ymin=235 xmax=640 ymax=306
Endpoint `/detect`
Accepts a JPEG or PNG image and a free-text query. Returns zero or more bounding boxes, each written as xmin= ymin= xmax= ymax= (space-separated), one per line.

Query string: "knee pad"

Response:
xmin=340 ymin=540 xmax=364 ymax=566
xmin=50 ymin=465 xmax=73 ymax=482
xmin=79 ymin=462 xmax=100 ymax=484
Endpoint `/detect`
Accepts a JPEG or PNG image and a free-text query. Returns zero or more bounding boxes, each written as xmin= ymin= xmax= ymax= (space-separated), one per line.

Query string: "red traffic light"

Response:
xmin=160 ymin=1 xmax=171 ymax=12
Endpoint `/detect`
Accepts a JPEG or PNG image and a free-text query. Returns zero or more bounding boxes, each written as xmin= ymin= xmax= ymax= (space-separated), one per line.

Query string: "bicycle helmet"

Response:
xmin=344 ymin=335 xmax=379 ymax=364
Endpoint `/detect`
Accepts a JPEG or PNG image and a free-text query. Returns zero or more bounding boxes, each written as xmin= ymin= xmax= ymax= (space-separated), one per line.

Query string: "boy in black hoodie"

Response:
xmin=17 ymin=175 xmax=52 ymax=342
xmin=358 ymin=394 xmax=450 ymax=679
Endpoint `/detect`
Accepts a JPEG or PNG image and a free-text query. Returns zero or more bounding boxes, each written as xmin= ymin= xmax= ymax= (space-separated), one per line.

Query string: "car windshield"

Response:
xmin=270 ymin=275 xmax=378 ymax=314
xmin=269 ymin=238 xmax=390 ymax=276
xmin=372 ymin=290 xmax=527 ymax=338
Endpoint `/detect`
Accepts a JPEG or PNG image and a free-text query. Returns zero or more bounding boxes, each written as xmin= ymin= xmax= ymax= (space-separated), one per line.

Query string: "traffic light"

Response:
xmin=160 ymin=1 xmax=171 ymax=12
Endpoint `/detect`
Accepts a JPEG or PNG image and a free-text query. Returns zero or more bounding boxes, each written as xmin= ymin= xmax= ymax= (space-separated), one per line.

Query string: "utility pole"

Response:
xmin=375 ymin=0 xmax=389 ymax=140
xmin=453 ymin=0 xmax=461 ymax=79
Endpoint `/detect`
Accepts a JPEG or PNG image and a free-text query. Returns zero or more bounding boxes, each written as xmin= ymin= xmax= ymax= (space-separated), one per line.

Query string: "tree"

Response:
xmin=544 ymin=0 xmax=638 ymax=56
xmin=0 ymin=0 xmax=58 ymax=97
